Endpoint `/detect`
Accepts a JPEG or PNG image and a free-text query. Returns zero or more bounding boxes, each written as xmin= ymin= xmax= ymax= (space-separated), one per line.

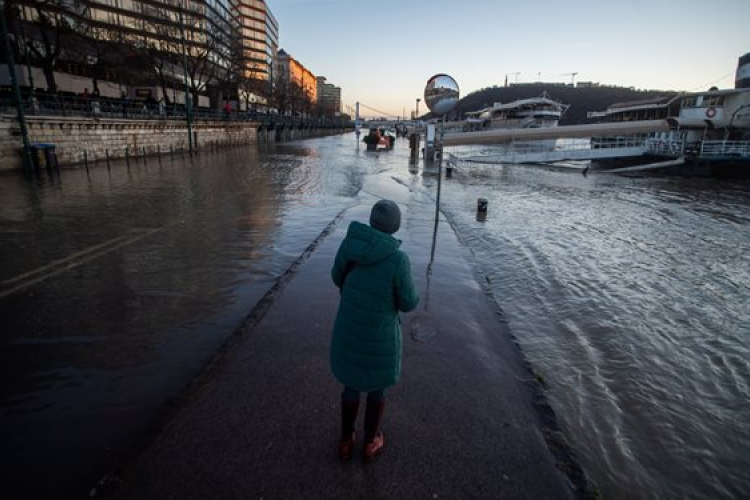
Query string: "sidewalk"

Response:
xmin=109 ymin=170 xmax=589 ymax=499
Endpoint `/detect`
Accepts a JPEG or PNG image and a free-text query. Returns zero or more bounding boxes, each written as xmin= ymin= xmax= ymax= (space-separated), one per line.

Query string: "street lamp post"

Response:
xmin=17 ymin=8 xmax=36 ymax=108
xmin=0 ymin=4 xmax=33 ymax=174
xmin=178 ymin=1 xmax=194 ymax=155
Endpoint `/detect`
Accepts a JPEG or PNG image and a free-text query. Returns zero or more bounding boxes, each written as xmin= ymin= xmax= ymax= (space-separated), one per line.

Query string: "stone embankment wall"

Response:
xmin=0 ymin=115 xmax=261 ymax=171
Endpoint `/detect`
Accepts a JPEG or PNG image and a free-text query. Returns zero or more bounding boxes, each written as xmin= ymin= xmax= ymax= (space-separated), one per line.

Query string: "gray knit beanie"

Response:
xmin=370 ymin=199 xmax=401 ymax=234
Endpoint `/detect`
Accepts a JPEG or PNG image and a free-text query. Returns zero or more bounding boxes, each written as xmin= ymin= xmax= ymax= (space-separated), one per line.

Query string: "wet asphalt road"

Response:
xmin=107 ymin=173 xmax=586 ymax=499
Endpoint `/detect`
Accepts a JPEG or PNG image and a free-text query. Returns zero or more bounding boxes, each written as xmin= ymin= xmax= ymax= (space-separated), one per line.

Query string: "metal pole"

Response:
xmin=0 ymin=4 xmax=33 ymax=174
xmin=178 ymin=1 xmax=194 ymax=155
xmin=355 ymin=101 xmax=360 ymax=138
xmin=20 ymin=11 xmax=36 ymax=107
xmin=433 ymin=115 xmax=445 ymax=238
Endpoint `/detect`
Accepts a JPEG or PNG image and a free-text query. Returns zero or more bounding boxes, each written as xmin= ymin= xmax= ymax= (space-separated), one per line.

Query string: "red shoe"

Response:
xmin=364 ymin=431 xmax=384 ymax=461
xmin=339 ymin=432 xmax=355 ymax=461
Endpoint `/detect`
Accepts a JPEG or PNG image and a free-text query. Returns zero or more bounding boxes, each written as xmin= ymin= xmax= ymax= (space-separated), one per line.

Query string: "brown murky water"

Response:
xmin=1 ymin=134 xmax=749 ymax=500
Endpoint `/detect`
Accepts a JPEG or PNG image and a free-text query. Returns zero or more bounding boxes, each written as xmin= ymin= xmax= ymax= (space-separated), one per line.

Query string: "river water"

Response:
xmin=1 ymin=134 xmax=748 ymax=499
xmin=430 ymin=152 xmax=750 ymax=500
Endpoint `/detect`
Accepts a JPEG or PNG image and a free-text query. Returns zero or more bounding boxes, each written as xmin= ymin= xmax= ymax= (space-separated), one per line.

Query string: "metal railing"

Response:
xmin=644 ymin=139 xmax=750 ymax=159
xmin=0 ymin=95 xmax=353 ymax=129
xmin=645 ymin=138 xmax=684 ymax=157
xmin=700 ymin=140 xmax=750 ymax=158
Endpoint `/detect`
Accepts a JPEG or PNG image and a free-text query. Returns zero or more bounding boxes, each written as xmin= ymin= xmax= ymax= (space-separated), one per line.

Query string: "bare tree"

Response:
xmin=67 ymin=6 xmax=121 ymax=94
xmin=238 ymin=61 xmax=270 ymax=111
xmin=213 ymin=35 xmax=243 ymax=107
xmin=269 ymin=71 xmax=291 ymax=114
xmin=14 ymin=0 xmax=80 ymax=93
xmin=135 ymin=1 xmax=182 ymax=105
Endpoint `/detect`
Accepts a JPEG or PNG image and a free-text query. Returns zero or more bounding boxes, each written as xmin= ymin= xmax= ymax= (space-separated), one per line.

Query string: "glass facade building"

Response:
xmin=234 ymin=0 xmax=278 ymax=81
xmin=12 ymin=0 xmax=278 ymax=90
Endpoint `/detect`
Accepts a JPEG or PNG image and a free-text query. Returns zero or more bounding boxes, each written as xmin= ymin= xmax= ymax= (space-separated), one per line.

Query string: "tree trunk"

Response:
xmin=42 ymin=63 xmax=57 ymax=93
xmin=160 ymin=80 xmax=171 ymax=105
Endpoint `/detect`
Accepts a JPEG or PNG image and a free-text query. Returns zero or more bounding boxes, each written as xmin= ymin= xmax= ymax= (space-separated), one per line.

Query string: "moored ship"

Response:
xmin=463 ymin=91 xmax=569 ymax=131
xmin=587 ymin=53 xmax=750 ymax=177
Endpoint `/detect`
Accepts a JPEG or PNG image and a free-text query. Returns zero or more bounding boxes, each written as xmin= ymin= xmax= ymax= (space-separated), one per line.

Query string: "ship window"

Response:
xmin=696 ymin=95 xmax=725 ymax=107
xmin=681 ymin=97 xmax=696 ymax=108
xmin=703 ymin=95 xmax=724 ymax=106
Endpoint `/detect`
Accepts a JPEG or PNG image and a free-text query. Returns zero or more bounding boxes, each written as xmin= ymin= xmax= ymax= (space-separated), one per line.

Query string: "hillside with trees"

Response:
xmin=451 ymin=83 xmax=679 ymax=124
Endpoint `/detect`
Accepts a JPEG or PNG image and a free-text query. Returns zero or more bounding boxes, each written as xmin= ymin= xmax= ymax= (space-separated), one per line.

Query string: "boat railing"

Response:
xmin=645 ymin=138 xmax=684 ymax=157
xmin=593 ymin=136 xmax=649 ymax=150
xmin=700 ymin=140 xmax=750 ymax=158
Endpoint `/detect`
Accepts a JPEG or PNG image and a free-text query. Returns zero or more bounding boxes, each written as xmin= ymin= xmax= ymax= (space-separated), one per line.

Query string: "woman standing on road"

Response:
xmin=330 ymin=200 xmax=419 ymax=461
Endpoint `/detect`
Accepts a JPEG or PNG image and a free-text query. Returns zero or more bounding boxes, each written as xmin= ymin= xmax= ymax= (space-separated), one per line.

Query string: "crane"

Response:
xmin=504 ymin=72 xmax=520 ymax=87
xmin=562 ymin=72 xmax=579 ymax=86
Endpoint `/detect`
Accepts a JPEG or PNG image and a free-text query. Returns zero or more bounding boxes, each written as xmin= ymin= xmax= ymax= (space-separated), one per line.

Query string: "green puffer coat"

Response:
xmin=330 ymin=221 xmax=419 ymax=392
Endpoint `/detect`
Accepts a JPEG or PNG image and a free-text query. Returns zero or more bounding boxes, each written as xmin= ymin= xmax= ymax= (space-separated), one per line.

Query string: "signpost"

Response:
xmin=423 ymin=73 xmax=460 ymax=246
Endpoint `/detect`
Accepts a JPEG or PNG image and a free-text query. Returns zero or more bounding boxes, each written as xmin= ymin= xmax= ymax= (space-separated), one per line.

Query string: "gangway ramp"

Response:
xmin=460 ymin=143 xmax=648 ymax=164
xmin=442 ymin=119 xmax=670 ymax=147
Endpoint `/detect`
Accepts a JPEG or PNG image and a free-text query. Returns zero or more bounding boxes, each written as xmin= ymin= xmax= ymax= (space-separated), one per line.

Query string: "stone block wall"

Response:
xmin=0 ymin=115 xmax=259 ymax=171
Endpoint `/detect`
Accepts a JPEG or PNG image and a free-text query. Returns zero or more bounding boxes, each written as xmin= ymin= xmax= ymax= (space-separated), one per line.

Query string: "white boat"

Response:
xmin=587 ymin=82 xmax=750 ymax=176
xmin=464 ymin=91 xmax=569 ymax=131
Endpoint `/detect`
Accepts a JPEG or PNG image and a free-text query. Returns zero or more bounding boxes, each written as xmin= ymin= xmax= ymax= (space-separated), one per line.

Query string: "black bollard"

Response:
xmin=106 ymin=149 xmax=111 ymax=171
xmin=143 ymin=146 xmax=147 ymax=165
xmin=170 ymin=144 xmax=174 ymax=160
xmin=126 ymin=146 xmax=130 ymax=168
xmin=476 ymin=198 xmax=488 ymax=222
xmin=477 ymin=198 xmax=488 ymax=213
xmin=84 ymin=150 xmax=89 ymax=173
xmin=158 ymin=145 xmax=162 ymax=165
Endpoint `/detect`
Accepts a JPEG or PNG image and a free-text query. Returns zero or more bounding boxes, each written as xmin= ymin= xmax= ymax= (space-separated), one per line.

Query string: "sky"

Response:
xmin=269 ymin=0 xmax=750 ymax=118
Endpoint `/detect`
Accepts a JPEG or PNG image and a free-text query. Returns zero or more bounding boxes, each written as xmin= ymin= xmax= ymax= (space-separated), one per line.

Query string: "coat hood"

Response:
xmin=341 ymin=221 xmax=401 ymax=266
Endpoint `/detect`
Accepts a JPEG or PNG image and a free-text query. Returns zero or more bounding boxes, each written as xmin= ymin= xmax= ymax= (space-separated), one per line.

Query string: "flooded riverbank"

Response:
xmin=0 ymin=139 xmax=363 ymax=498
xmin=1 ymin=134 xmax=748 ymax=499
xmin=423 ymin=157 xmax=750 ymax=500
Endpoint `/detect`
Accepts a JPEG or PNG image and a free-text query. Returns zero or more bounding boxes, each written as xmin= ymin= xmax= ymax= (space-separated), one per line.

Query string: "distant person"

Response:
xmin=145 ymin=95 xmax=157 ymax=115
xmin=330 ymin=200 xmax=419 ymax=461
xmin=363 ymin=128 xmax=380 ymax=151
xmin=121 ymin=91 xmax=129 ymax=118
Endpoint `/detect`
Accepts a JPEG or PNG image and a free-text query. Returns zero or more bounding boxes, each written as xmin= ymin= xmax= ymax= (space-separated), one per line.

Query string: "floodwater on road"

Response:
xmin=1 ymin=133 xmax=749 ymax=500
xmin=0 ymin=138 xmax=369 ymax=499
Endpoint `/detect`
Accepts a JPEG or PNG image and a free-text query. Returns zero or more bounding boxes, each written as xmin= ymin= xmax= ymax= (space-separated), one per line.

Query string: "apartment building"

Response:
xmin=316 ymin=76 xmax=341 ymax=115
xmin=276 ymin=49 xmax=316 ymax=104
xmin=6 ymin=0 xmax=278 ymax=106
xmin=235 ymin=0 xmax=278 ymax=81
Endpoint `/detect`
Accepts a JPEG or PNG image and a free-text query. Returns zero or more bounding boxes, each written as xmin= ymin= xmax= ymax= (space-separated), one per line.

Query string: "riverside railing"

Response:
xmin=0 ymin=94 xmax=353 ymax=129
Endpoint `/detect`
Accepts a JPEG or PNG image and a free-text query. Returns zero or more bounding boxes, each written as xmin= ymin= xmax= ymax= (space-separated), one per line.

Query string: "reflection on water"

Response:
xmin=425 ymin=163 xmax=750 ymax=500
xmin=0 ymin=137 xmax=365 ymax=499
xmin=2 ymin=134 xmax=749 ymax=500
